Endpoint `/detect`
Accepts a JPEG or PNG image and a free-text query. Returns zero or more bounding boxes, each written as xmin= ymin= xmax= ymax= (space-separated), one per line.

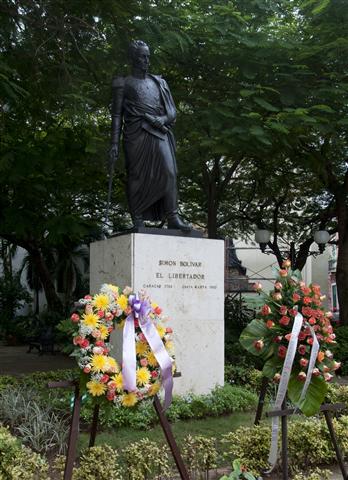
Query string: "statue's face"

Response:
xmin=132 ymin=46 xmax=150 ymax=72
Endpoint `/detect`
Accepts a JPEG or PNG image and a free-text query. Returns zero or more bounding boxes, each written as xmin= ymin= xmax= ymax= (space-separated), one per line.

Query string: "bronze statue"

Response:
xmin=109 ymin=40 xmax=191 ymax=231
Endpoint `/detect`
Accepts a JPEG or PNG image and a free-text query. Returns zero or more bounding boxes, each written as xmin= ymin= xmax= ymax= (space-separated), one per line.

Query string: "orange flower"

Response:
xmin=317 ymin=351 xmax=325 ymax=363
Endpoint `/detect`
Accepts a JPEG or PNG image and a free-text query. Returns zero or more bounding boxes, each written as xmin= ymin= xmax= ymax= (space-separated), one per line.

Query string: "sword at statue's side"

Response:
xmin=104 ymin=145 xmax=118 ymax=237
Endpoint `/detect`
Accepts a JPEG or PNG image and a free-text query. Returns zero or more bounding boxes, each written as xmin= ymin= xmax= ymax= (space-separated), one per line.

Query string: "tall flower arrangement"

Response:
xmin=70 ymin=284 xmax=175 ymax=408
xmin=240 ymin=261 xmax=340 ymax=415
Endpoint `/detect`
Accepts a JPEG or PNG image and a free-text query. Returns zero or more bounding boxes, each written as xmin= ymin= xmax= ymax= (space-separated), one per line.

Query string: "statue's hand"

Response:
xmin=108 ymin=144 xmax=119 ymax=174
xmin=144 ymin=114 xmax=168 ymax=132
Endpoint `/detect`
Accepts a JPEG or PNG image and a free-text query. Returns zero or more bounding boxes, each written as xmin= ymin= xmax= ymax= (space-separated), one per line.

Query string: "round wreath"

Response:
xmin=70 ymin=284 xmax=175 ymax=407
xmin=240 ymin=261 xmax=340 ymax=416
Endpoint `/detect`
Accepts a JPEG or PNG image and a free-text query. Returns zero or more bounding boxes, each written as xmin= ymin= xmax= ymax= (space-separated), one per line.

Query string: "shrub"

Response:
xmin=224 ymin=366 xmax=263 ymax=392
xmin=221 ymin=416 xmax=345 ymax=476
xmin=326 ymin=383 xmax=348 ymax=411
xmin=182 ymin=435 xmax=218 ymax=479
xmin=220 ymin=459 xmax=259 ymax=479
xmin=0 ymin=387 xmax=69 ymax=453
xmin=222 ymin=423 xmax=271 ymax=475
xmin=0 ymin=426 xmax=48 ymax=479
xmin=292 ymin=468 xmax=332 ymax=480
xmin=123 ymin=438 xmax=171 ymax=479
xmin=332 ymin=326 xmax=348 ymax=375
xmin=73 ymin=445 xmax=122 ymax=480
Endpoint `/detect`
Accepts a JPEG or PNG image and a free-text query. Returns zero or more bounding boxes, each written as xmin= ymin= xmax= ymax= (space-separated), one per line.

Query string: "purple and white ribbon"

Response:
xmin=122 ymin=294 xmax=173 ymax=409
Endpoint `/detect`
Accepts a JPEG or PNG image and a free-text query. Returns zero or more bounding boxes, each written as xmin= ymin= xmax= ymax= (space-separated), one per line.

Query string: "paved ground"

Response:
xmin=0 ymin=345 xmax=75 ymax=376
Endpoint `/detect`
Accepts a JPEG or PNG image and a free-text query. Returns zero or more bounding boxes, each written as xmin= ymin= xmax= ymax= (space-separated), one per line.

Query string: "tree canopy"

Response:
xmin=0 ymin=0 xmax=347 ymax=320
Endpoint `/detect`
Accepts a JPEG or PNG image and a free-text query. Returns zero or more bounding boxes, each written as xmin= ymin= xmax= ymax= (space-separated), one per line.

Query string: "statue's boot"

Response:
xmin=167 ymin=211 xmax=192 ymax=232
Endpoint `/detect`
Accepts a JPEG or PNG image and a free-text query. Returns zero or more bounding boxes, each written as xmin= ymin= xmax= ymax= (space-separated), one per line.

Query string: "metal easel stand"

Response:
xmin=48 ymin=378 xmax=190 ymax=480
xmin=254 ymin=377 xmax=348 ymax=480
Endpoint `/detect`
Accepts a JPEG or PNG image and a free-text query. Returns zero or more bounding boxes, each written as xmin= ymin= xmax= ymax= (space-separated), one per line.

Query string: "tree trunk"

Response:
xmin=26 ymin=244 xmax=63 ymax=314
xmin=336 ymin=199 xmax=348 ymax=326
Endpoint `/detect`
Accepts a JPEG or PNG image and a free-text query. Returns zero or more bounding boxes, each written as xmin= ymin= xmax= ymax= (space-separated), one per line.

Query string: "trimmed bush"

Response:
xmin=0 ymin=426 xmax=48 ymax=479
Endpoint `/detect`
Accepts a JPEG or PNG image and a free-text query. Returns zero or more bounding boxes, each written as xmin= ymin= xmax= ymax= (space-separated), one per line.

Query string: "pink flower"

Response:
xmin=84 ymin=295 xmax=92 ymax=300
xmin=273 ymin=336 xmax=282 ymax=343
xmin=298 ymin=345 xmax=307 ymax=355
xmin=107 ymin=391 xmax=116 ymax=401
xmin=140 ymin=358 xmax=148 ymax=367
xmin=97 ymin=310 xmax=104 ymax=318
xmin=280 ymin=306 xmax=288 ymax=315
xmin=91 ymin=330 xmax=101 ymax=338
xmin=80 ymin=339 xmax=90 ymax=349
xmin=253 ymin=339 xmax=264 ymax=350
xmin=83 ymin=365 xmax=91 ymax=373
xmin=273 ymin=292 xmax=282 ymax=301
xmin=298 ymin=332 xmax=306 ymax=341
xmin=299 ymin=358 xmax=308 ymax=367
xmin=282 ymin=259 xmax=291 ymax=268
xmin=301 ymin=286 xmax=311 ymax=295
xmin=274 ymin=282 xmax=283 ymax=290
xmin=261 ymin=305 xmax=271 ymax=316
xmin=292 ymin=293 xmax=301 ymax=303
xmin=309 ymin=317 xmax=316 ymax=325
xmin=303 ymin=297 xmax=312 ymax=305
xmin=280 ymin=316 xmax=290 ymax=326
xmin=73 ymin=336 xmax=82 ymax=346
xmin=95 ymin=340 xmax=105 ymax=347
xmin=266 ymin=320 xmax=275 ymax=329
xmin=307 ymin=337 xmax=314 ymax=345
xmin=289 ymin=308 xmax=297 ymax=317
xmin=325 ymin=350 xmax=333 ymax=359
xmin=100 ymin=374 xmax=110 ymax=383
xmin=324 ymin=373 xmax=333 ymax=382
xmin=333 ymin=361 xmax=341 ymax=370
xmin=154 ymin=306 xmax=162 ymax=315
xmin=278 ymin=345 xmax=287 ymax=358
xmin=93 ymin=346 xmax=103 ymax=355
xmin=297 ymin=371 xmax=307 ymax=382
xmin=166 ymin=327 xmax=173 ymax=334
xmin=284 ymin=333 xmax=292 ymax=342
xmin=312 ymin=368 xmax=320 ymax=377
xmin=279 ymin=269 xmax=288 ymax=277
xmin=71 ymin=313 xmax=80 ymax=323
xmin=151 ymin=370 xmax=159 ymax=378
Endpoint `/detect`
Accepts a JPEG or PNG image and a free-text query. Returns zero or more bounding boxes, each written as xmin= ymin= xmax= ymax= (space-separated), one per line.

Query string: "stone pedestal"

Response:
xmin=90 ymin=232 xmax=224 ymax=395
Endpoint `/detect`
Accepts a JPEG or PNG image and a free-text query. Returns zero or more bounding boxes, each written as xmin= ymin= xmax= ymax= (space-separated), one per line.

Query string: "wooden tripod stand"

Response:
xmin=48 ymin=377 xmax=190 ymax=480
xmin=254 ymin=377 xmax=348 ymax=480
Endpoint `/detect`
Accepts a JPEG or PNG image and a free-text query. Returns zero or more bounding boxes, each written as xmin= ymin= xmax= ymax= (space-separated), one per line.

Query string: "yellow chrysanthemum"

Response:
xmin=165 ymin=340 xmax=175 ymax=355
xmin=148 ymin=382 xmax=161 ymax=396
xmin=145 ymin=351 xmax=159 ymax=368
xmin=151 ymin=302 xmax=158 ymax=309
xmin=111 ymin=372 xmax=123 ymax=392
xmin=156 ymin=324 xmax=166 ymax=339
xmin=136 ymin=341 xmax=149 ymax=356
xmin=99 ymin=324 xmax=109 ymax=341
xmin=93 ymin=294 xmax=110 ymax=311
xmin=136 ymin=367 xmax=151 ymax=386
xmin=117 ymin=294 xmax=128 ymax=311
xmin=82 ymin=313 xmax=99 ymax=329
xmin=91 ymin=354 xmax=108 ymax=372
xmin=87 ymin=380 xmax=107 ymax=397
xmin=121 ymin=392 xmax=138 ymax=407
xmin=107 ymin=357 xmax=119 ymax=374
xmin=107 ymin=284 xmax=119 ymax=295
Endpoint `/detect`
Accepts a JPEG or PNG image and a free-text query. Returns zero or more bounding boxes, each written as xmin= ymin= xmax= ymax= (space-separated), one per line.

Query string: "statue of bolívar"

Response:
xmin=109 ymin=40 xmax=191 ymax=231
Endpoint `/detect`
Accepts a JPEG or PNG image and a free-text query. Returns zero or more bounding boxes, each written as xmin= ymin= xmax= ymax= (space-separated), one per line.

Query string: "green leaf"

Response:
xmin=310 ymin=104 xmax=335 ymax=113
xmin=240 ymin=89 xmax=255 ymax=97
xmin=288 ymin=374 xmax=328 ymax=416
xmin=254 ymin=97 xmax=279 ymax=112
xmin=240 ymin=319 xmax=273 ymax=359
xmin=263 ymin=357 xmax=283 ymax=379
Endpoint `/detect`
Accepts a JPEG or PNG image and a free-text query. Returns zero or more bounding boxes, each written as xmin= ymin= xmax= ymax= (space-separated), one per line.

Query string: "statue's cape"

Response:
xmin=119 ymin=74 xmax=178 ymax=221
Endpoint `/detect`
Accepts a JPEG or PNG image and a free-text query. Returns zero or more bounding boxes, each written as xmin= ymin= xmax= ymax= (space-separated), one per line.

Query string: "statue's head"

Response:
xmin=128 ymin=40 xmax=150 ymax=72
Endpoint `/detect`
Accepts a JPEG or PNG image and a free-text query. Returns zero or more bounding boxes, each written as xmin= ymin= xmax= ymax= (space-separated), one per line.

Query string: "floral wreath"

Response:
xmin=71 ymin=284 xmax=175 ymax=408
xmin=240 ymin=260 xmax=340 ymax=416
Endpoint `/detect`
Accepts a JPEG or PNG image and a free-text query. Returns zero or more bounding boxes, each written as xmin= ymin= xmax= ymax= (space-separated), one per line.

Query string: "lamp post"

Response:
xmin=254 ymin=228 xmax=330 ymax=266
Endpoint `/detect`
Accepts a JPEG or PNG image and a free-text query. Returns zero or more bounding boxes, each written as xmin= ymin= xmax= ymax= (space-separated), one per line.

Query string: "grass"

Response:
xmin=78 ymin=411 xmax=256 ymax=452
